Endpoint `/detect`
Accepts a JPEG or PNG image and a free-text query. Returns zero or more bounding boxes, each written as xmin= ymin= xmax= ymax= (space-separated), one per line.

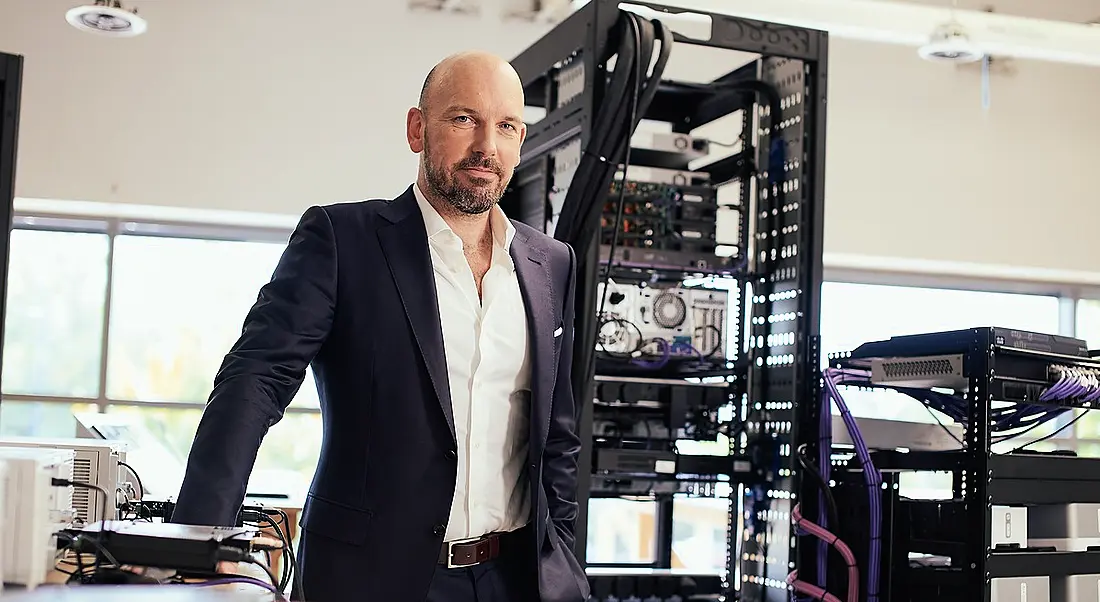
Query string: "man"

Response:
xmin=169 ymin=51 xmax=589 ymax=602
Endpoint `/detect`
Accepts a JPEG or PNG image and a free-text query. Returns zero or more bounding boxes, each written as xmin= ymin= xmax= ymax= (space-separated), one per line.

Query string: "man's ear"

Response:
xmin=407 ymin=107 xmax=425 ymax=154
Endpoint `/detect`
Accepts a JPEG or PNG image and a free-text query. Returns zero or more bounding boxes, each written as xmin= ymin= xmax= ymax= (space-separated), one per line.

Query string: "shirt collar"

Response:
xmin=412 ymin=183 xmax=517 ymax=252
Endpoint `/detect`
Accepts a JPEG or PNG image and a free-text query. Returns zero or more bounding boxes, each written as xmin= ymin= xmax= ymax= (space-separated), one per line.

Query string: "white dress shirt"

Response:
xmin=412 ymin=184 xmax=533 ymax=541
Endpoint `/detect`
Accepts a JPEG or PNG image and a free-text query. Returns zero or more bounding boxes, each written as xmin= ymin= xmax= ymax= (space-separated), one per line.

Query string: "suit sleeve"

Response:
xmin=543 ymin=243 xmax=583 ymax=550
xmin=171 ymin=206 xmax=337 ymax=527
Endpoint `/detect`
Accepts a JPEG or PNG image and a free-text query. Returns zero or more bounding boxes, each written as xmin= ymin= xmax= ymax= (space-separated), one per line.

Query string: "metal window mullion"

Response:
xmin=96 ymin=220 xmax=120 ymax=413
xmin=1 ymin=393 xmax=322 ymax=416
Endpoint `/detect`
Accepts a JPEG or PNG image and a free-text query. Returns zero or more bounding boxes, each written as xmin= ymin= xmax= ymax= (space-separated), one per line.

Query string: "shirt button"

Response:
xmin=433 ymin=524 xmax=446 ymax=537
xmin=445 ymin=449 xmax=457 ymax=460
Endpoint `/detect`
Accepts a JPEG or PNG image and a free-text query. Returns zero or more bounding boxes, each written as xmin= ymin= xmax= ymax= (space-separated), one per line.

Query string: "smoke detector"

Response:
xmin=918 ymin=21 xmax=984 ymax=63
xmin=66 ymin=1 xmax=147 ymax=37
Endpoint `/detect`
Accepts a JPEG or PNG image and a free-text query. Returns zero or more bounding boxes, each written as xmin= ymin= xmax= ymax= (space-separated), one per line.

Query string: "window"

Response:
xmin=104 ymin=405 xmax=321 ymax=499
xmin=107 ymin=235 xmax=285 ymax=404
xmin=820 ymin=282 xmax=1062 ymax=424
xmin=0 ymin=217 xmax=322 ymax=501
xmin=0 ymin=401 xmax=98 ymax=438
xmin=2 ymin=229 xmax=109 ymax=398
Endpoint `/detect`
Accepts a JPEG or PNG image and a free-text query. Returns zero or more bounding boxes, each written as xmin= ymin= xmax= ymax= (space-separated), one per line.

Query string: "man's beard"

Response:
xmin=423 ymin=140 xmax=508 ymax=215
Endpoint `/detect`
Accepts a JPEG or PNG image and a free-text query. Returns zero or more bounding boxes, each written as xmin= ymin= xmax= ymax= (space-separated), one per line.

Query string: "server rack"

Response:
xmin=504 ymin=3 xmax=829 ymax=599
xmin=834 ymin=328 xmax=1100 ymax=602
xmin=0 ymin=52 xmax=22 ymax=392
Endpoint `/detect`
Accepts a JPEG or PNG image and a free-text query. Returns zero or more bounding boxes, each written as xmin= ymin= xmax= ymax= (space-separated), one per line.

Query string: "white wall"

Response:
xmin=0 ymin=0 xmax=552 ymax=213
xmin=2 ymin=0 xmax=1100 ymax=274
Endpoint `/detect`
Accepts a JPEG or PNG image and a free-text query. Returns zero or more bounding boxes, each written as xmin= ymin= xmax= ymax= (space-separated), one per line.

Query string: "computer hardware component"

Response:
xmin=990 ymin=577 xmax=1050 ymax=602
xmin=71 ymin=521 xmax=258 ymax=573
xmin=1028 ymin=504 xmax=1100 ymax=551
xmin=595 ymin=375 xmax=730 ymax=440
xmin=831 ymin=416 xmax=964 ymax=452
xmin=848 ymin=328 xmax=1088 ymax=363
xmin=601 ymin=181 xmax=721 ymax=252
xmin=628 ymin=132 xmax=711 ymax=170
xmin=596 ymin=282 xmax=728 ymax=361
xmin=869 ymin=353 xmax=966 ymax=390
xmin=505 ymin=2 xmax=829 ymax=594
xmin=75 ymin=411 xmax=187 ymax=499
xmin=598 ymin=172 xmax=743 ymax=274
xmin=992 ymin=506 xmax=1029 ymax=549
xmin=0 ymin=446 xmax=75 ymax=588
xmin=843 ymin=328 xmax=1096 ymax=406
xmin=0 ymin=436 xmax=126 ymax=524
xmin=1051 ymin=574 xmax=1100 ymax=602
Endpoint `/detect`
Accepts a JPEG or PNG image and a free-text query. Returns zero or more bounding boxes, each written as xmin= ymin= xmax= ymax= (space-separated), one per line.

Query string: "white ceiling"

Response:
xmin=471 ymin=0 xmax=1100 ymax=24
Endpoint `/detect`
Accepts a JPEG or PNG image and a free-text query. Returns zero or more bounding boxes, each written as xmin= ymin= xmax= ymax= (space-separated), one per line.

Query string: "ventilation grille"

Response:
xmin=882 ymin=358 xmax=956 ymax=378
xmin=871 ymin=354 xmax=966 ymax=389
xmin=72 ymin=457 xmax=94 ymax=524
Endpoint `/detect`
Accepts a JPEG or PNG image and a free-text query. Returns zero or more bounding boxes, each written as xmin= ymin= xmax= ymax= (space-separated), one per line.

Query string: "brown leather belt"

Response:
xmin=439 ymin=533 xmax=503 ymax=568
xmin=439 ymin=525 xmax=532 ymax=569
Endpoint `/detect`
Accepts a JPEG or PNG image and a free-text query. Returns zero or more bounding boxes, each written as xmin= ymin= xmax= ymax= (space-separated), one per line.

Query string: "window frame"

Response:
xmin=3 ymin=210 xmax=319 ymax=417
xmin=3 ymin=208 xmax=1098 ymax=447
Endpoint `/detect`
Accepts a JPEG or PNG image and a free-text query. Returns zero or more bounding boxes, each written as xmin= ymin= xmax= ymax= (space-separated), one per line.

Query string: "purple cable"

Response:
xmin=824 ymin=368 xmax=882 ymax=602
xmin=193 ymin=576 xmax=285 ymax=600
xmin=817 ymin=381 xmax=831 ymax=589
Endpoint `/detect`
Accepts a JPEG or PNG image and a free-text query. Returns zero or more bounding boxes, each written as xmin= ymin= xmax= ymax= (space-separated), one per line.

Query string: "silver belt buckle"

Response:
xmin=445 ymin=535 xmax=483 ymax=569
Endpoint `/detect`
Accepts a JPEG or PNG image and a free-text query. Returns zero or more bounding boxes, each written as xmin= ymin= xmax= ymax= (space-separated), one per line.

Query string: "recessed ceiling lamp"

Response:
xmin=66 ymin=0 xmax=148 ymax=38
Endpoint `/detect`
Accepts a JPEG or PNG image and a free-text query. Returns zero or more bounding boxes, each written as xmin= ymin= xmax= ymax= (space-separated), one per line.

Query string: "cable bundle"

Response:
xmin=817 ymin=368 xmax=882 ymax=602
xmin=789 ymin=503 xmax=859 ymax=602
xmin=809 ymin=363 xmax=1090 ymax=602
xmin=553 ymin=11 xmax=671 ymax=254
xmin=1042 ymin=365 xmax=1100 ymax=403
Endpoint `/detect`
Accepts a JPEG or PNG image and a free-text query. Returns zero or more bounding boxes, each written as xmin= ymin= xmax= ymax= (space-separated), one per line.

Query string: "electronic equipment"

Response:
xmin=1028 ymin=503 xmax=1100 ymax=551
xmin=0 ymin=436 xmax=127 ymax=524
xmin=825 ymin=328 xmax=1100 ymax=602
xmin=69 ymin=521 xmax=259 ymax=573
xmin=832 ymin=415 xmax=964 ymax=452
xmin=628 ymin=131 xmax=711 ymax=169
xmin=596 ymin=281 xmax=727 ymax=361
xmin=1051 ymin=574 xmax=1100 ymax=602
xmin=594 ymin=375 xmax=729 ymax=440
xmin=76 ymin=411 xmax=186 ymax=500
xmin=0 ymin=446 xmax=75 ymax=588
xmin=506 ymin=1 xmax=829 ymax=596
xmin=844 ymin=328 xmax=1094 ymax=406
xmin=600 ymin=174 xmax=744 ymax=275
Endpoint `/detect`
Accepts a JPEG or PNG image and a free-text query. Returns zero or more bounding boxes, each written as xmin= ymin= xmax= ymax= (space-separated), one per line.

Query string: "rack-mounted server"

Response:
xmin=825 ymin=327 xmax=1100 ymax=602
xmin=504 ymin=2 xmax=829 ymax=600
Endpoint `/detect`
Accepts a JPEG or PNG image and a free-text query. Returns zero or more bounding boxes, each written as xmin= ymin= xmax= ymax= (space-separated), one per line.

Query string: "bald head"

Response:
xmin=418 ymin=50 xmax=524 ymax=114
xmin=407 ymin=51 xmax=527 ymax=217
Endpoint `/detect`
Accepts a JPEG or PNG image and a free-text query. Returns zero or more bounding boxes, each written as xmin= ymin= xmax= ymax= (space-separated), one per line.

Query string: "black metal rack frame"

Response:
xmin=834 ymin=328 xmax=1100 ymax=601
xmin=0 ymin=52 xmax=22 ymax=393
xmin=506 ymin=3 xmax=828 ymax=600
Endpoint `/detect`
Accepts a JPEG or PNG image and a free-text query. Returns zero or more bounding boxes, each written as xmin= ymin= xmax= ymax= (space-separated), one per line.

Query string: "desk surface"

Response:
xmin=243 ymin=496 xmax=304 ymax=512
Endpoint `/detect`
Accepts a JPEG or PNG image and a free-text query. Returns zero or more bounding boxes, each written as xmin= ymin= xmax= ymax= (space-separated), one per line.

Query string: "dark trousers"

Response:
xmin=427 ymin=559 xmax=534 ymax=602
xmin=428 ymin=526 xmax=538 ymax=602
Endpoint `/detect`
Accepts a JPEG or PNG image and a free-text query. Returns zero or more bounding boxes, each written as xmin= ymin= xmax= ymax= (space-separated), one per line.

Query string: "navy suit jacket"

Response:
xmin=170 ymin=187 xmax=589 ymax=602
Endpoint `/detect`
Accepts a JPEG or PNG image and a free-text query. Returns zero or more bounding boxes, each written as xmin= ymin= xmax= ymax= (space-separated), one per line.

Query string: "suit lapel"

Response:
xmin=377 ymin=188 xmax=456 ymax=444
xmin=510 ymin=228 xmax=555 ymax=459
